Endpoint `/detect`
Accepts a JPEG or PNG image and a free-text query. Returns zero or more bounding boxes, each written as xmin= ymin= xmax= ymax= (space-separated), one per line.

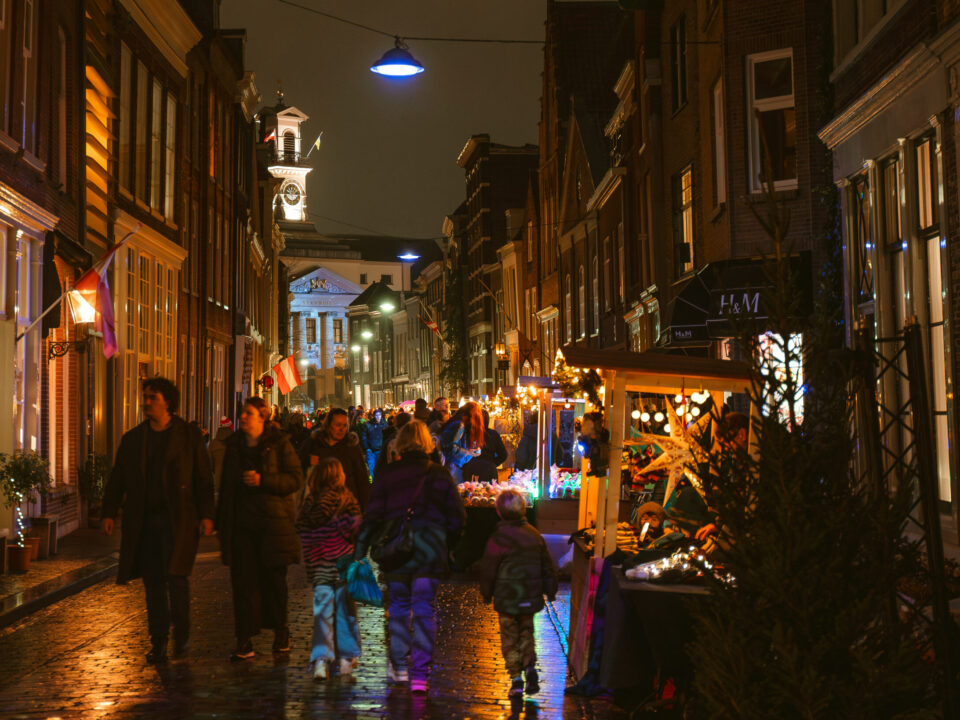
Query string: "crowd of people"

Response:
xmin=101 ymin=382 xmax=557 ymax=699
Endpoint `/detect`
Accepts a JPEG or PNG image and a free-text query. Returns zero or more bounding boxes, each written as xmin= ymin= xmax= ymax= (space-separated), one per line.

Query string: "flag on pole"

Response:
xmin=264 ymin=129 xmax=276 ymax=143
xmin=71 ymin=228 xmax=138 ymax=359
xmin=313 ymin=132 xmax=323 ymax=151
xmin=420 ymin=315 xmax=440 ymax=336
xmin=272 ymin=355 xmax=303 ymax=395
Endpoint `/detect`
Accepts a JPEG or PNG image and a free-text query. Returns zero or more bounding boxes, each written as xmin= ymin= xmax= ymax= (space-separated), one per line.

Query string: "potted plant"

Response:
xmin=77 ymin=454 xmax=108 ymax=528
xmin=0 ymin=451 xmax=52 ymax=572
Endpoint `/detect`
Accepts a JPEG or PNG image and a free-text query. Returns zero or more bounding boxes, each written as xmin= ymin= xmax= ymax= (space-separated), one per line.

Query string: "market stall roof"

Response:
xmin=560 ymin=347 xmax=752 ymax=394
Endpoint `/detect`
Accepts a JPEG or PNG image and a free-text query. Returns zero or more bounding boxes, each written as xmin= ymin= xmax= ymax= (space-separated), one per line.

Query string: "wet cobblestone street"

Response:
xmin=0 ymin=551 xmax=625 ymax=719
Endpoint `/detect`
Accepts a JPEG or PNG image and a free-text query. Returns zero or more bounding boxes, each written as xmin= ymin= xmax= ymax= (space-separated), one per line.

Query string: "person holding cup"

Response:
xmin=217 ymin=397 xmax=303 ymax=661
xmin=298 ymin=407 xmax=371 ymax=509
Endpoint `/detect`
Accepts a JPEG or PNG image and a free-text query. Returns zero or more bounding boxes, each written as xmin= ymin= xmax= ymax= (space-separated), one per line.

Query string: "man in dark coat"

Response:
xmin=102 ymin=377 xmax=215 ymax=663
xmin=360 ymin=408 xmax=388 ymax=474
xmin=299 ymin=408 xmax=371 ymax=507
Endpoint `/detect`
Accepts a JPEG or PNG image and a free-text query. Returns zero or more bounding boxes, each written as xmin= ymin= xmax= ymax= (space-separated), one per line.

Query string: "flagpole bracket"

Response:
xmin=48 ymin=338 xmax=89 ymax=360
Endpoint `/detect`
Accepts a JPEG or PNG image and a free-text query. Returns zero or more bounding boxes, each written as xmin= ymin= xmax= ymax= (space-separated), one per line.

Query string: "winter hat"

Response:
xmin=219 ymin=416 xmax=233 ymax=429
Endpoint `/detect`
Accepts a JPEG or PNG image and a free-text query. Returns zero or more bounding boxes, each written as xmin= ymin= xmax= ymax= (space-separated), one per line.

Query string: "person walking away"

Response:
xmin=440 ymin=401 xmax=485 ymax=483
xmin=413 ymin=398 xmax=431 ymax=423
xmin=478 ymin=489 xmax=559 ymax=698
xmin=299 ymin=408 xmax=371 ymax=508
xmin=296 ymin=458 xmax=362 ymax=680
xmin=354 ymin=421 xmax=466 ymax=694
xmin=208 ymin=416 xmax=234 ymax=496
xmin=217 ymin=397 xmax=304 ymax=660
xmin=360 ymin=408 xmax=388 ymax=477
xmin=101 ymin=377 xmax=215 ymax=663
xmin=373 ymin=411 xmax=411 ymax=480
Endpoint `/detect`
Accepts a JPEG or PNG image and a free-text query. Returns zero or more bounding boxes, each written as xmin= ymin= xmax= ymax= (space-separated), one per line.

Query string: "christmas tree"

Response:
xmin=686 ymin=134 xmax=940 ymax=717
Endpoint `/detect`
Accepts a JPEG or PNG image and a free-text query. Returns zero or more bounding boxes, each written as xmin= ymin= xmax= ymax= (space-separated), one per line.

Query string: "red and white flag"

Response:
xmin=272 ymin=355 xmax=303 ymax=395
xmin=420 ymin=316 xmax=440 ymax=336
xmin=71 ymin=227 xmax=138 ymax=359
xmin=264 ymin=129 xmax=276 ymax=143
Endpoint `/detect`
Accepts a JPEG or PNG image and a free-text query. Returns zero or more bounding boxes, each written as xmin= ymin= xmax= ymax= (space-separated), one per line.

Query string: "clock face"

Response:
xmin=283 ymin=184 xmax=301 ymax=205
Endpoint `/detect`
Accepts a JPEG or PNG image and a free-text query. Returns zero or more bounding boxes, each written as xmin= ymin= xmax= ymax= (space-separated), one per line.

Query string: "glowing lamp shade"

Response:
xmin=631 ymin=410 xmax=641 ymax=420
xmin=350 ymin=345 xmax=361 ymax=352
xmin=370 ymin=43 xmax=424 ymax=77
xmin=380 ymin=302 xmax=396 ymax=313
xmin=640 ymin=412 xmax=650 ymax=423
xmin=361 ymin=330 xmax=373 ymax=340
xmin=398 ymin=253 xmax=420 ymax=261
xmin=67 ymin=290 xmax=96 ymax=325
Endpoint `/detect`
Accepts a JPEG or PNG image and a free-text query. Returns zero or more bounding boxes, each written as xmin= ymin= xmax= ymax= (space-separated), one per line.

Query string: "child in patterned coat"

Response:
xmin=296 ymin=457 xmax=362 ymax=680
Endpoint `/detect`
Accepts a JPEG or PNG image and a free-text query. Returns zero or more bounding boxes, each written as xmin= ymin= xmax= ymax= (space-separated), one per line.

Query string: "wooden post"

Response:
xmin=597 ymin=372 xmax=626 ymax=558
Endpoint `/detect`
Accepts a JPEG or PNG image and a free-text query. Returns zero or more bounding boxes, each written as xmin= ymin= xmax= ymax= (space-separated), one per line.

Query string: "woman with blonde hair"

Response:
xmin=296 ymin=457 xmax=362 ymax=680
xmin=354 ymin=420 xmax=466 ymax=694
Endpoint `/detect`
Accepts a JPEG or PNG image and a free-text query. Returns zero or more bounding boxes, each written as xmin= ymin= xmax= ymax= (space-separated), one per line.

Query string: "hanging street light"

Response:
xmin=370 ymin=38 xmax=425 ymax=77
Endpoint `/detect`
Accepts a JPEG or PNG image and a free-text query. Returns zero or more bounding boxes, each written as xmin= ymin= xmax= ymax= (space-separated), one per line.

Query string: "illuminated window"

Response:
xmin=672 ymin=166 xmax=694 ymax=276
xmin=746 ymin=49 xmax=796 ymax=191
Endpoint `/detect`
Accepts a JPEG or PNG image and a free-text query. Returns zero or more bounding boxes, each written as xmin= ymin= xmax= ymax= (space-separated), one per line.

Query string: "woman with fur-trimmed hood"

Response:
xmin=298 ymin=408 xmax=371 ymax=509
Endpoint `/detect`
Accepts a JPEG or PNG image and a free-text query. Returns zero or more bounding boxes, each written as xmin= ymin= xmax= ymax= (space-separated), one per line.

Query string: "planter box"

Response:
xmin=8 ymin=543 xmax=31 ymax=572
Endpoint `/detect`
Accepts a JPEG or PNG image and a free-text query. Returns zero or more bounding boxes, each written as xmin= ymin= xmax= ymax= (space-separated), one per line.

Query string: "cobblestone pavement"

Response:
xmin=0 ymin=551 xmax=626 ymax=719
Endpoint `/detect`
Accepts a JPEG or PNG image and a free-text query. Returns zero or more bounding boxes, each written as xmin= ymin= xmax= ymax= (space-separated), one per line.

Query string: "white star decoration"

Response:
xmin=628 ymin=399 xmax=713 ymax=503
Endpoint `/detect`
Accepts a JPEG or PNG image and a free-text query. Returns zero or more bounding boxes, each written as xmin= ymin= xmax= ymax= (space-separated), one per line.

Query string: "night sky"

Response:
xmin=221 ymin=0 xmax=547 ymax=240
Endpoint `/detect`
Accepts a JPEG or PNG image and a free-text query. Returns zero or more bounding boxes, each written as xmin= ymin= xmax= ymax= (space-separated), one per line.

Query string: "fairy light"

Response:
xmin=13 ymin=491 xmax=25 ymax=547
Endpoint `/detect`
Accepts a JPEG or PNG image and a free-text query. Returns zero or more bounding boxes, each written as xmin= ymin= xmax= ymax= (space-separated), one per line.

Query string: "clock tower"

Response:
xmin=259 ymin=91 xmax=312 ymax=223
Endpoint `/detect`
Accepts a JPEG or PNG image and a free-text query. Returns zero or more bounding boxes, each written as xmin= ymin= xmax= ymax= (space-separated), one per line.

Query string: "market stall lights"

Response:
xmin=640 ymin=412 xmax=650 ymax=423
xmin=654 ymin=412 xmax=664 ymax=423
xmin=691 ymin=407 xmax=700 ymax=417
xmin=663 ymin=423 xmax=671 ymax=433
xmin=631 ymin=410 xmax=641 ymax=420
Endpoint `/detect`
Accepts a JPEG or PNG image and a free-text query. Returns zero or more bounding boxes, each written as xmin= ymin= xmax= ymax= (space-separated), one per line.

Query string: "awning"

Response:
xmin=660 ymin=252 xmax=813 ymax=347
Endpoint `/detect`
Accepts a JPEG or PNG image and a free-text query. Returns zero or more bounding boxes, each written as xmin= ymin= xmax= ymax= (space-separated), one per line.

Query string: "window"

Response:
xmin=882 ymin=158 xmax=901 ymax=249
xmin=166 ymin=269 xmax=174 ymax=362
xmin=381 ymin=274 xmax=393 ymax=285
xmin=150 ymin=80 xmax=162 ymax=210
xmin=125 ymin=248 xmax=135 ymax=347
xmin=617 ymin=225 xmax=625 ymax=303
xmin=135 ymin=61 xmax=148 ymax=200
xmin=670 ymin=16 xmax=687 ymax=111
xmin=578 ymin=266 xmax=586 ymax=337
xmin=306 ymin=317 xmax=316 ymax=344
xmin=564 ymin=273 xmax=572 ymax=341
xmin=603 ymin=237 xmax=612 ymax=310
xmin=164 ymin=93 xmax=176 ymax=219
xmin=673 ymin=166 xmax=694 ymax=276
xmin=713 ymin=78 xmax=726 ymax=204
xmin=155 ymin=260 xmax=163 ymax=360
xmin=592 ymin=256 xmax=600 ymax=330
xmin=191 ymin=199 xmax=199 ymax=293
xmin=851 ymin=175 xmax=873 ymax=304
xmin=747 ymin=49 xmax=796 ymax=191
xmin=283 ymin=130 xmax=295 ymax=160
xmin=0 ymin=0 xmax=10 ymax=132
xmin=119 ymin=44 xmax=131 ymax=188
xmin=916 ymin=137 xmax=938 ymax=232
xmin=333 ymin=318 xmax=343 ymax=344
xmin=20 ymin=0 xmax=38 ymax=152
xmin=531 ymin=287 xmax=537 ymax=339
xmin=360 ymin=273 xmax=367 ymax=285
xmin=57 ymin=28 xmax=68 ymax=187
xmin=526 ymin=222 xmax=534 ymax=263
xmin=138 ymin=255 xmax=150 ymax=355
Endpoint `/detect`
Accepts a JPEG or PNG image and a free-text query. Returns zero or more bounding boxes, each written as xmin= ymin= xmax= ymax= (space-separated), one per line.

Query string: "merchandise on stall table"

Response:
xmin=457 ymin=477 xmax=537 ymax=508
xmin=549 ymin=465 xmax=581 ymax=499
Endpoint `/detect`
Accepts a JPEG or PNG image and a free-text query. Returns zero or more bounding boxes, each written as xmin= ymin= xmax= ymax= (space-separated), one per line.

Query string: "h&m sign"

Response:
xmin=713 ymin=289 xmax=762 ymax=318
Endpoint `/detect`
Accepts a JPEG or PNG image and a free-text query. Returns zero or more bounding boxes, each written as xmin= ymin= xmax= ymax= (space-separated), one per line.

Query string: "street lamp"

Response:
xmin=370 ymin=38 xmax=425 ymax=77
xmin=361 ymin=330 xmax=373 ymax=340
xmin=50 ymin=289 xmax=95 ymax=359
xmin=398 ymin=253 xmax=420 ymax=261
xmin=379 ymin=301 xmax=395 ymax=313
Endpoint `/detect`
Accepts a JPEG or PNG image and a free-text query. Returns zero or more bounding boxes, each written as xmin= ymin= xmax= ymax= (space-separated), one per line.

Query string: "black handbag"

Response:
xmin=370 ymin=477 xmax=426 ymax=572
